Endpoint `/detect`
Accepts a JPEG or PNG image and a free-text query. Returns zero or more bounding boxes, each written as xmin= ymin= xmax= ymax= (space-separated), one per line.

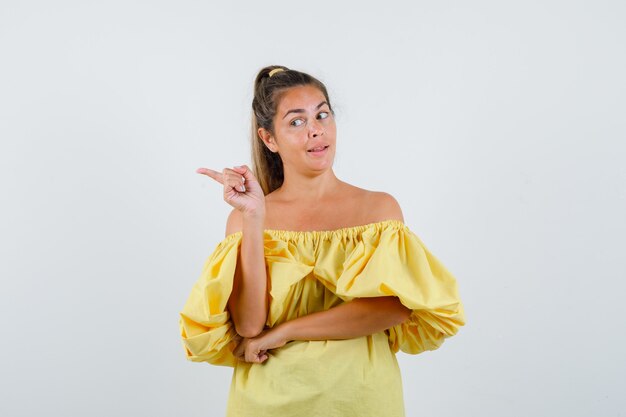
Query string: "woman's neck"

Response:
xmin=273 ymin=169 xmax=342 ymax=203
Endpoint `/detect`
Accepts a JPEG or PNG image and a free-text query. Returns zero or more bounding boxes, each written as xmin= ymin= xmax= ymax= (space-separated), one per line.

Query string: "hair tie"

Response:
xmin=268 ymin=68 xmax=285 ymax=77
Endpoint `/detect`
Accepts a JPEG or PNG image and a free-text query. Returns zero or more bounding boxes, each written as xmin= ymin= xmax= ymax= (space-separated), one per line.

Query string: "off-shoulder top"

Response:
xmin=179 ymin=219 xmax=465 ymax=367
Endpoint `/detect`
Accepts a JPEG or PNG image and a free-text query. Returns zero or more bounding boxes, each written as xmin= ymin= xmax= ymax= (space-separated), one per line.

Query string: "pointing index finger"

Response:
xmin=196 ymin=167 xmax=223 ymax=184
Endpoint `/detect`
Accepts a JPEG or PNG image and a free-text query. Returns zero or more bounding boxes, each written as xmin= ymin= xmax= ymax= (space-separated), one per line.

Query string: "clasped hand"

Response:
xmin=233 ymin=326 xmax=289 ymax=364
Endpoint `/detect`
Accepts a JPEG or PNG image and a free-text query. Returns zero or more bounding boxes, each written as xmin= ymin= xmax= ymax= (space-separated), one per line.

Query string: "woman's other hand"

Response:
xmin=196 ymin=165 xmax=265 ymax=217
xmin=233 ymin=327 xmax=289 ymax=364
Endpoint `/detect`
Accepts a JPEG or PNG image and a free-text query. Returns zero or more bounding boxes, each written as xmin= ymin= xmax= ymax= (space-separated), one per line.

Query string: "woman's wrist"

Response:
xmin=242 ymin=208 xmax=265 ymax=223
xmin=273 ymin=321 xmax=296 ymax=344
xmin=242 ymin=211 xmax=265 ymax=231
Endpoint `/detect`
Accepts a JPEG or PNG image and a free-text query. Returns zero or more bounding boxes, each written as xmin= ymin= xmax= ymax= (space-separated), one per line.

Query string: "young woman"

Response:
xmin=179 ymin=65 xmax=465 ymax=417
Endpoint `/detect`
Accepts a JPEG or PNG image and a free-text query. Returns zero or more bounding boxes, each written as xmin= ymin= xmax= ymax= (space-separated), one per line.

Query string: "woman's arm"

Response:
xmin=234 ymin=296 xmax=412 ymax=363
xmin=197 ymin=164 xmax=268 ymax=338
xmin=226 ymin=209 xmax=268 ymax=338
xmin=280 ymin=296 xmax=411 ymax=341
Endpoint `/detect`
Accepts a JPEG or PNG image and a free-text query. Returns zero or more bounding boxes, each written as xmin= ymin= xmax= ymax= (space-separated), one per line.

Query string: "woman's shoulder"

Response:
xmin=224 ymin=208 xmax=244 ymax=237
xmin=342 ymin=183 xmax=404 ymax=223
xmin=362 ymin=189 xmax=404 ymax=223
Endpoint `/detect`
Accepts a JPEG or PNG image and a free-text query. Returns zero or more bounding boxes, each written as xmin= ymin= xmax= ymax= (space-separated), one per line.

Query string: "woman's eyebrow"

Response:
xmin=282 ymin=101 xmax=329 ymax=119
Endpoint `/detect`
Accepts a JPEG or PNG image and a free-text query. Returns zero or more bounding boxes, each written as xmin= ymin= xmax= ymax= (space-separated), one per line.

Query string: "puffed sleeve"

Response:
xmin=335 ymin=224 xmax=465 ymax=355
xmin=178 ymin=233 xmax=242 ymax=367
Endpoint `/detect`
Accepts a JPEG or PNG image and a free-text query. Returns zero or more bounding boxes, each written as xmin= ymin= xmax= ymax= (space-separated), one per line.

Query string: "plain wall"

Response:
xmin=1 ymin=1 xmax=624 ymax=416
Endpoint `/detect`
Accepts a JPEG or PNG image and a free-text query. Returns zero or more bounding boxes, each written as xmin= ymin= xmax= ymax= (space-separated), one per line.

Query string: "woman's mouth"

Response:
xmin=307 ymin=145 xmax=329 ymax=156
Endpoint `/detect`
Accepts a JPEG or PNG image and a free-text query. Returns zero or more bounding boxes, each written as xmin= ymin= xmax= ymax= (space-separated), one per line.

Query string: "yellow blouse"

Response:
xmin=179 ymin=219 xmax=465 ymax=417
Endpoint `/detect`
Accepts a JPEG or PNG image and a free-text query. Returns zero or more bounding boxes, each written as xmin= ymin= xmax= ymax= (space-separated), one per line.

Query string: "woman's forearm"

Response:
xmin=277 ymin=296 xmax=412 ymax=342
xmin=228 ymin=213 xmax=268 ymax=337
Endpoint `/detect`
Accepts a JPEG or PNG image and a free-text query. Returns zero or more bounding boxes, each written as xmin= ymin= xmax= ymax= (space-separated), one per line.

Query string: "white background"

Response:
xmin=1 ymin=1 xmax=625 ymax=416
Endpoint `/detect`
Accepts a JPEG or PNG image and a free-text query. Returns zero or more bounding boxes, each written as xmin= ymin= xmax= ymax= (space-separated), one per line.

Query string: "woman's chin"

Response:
xmin=307 ymin=156 xmax=334 ymax=171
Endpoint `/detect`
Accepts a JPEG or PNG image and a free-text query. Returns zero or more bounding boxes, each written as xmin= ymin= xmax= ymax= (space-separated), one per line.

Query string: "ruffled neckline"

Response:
xmin=224 ymin=219 xmax=407 ymax=240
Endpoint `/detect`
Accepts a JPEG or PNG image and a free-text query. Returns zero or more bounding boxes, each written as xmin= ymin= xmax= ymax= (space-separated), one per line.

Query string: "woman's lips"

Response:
xmin=307 ymin=145 xmax=329 ymax=156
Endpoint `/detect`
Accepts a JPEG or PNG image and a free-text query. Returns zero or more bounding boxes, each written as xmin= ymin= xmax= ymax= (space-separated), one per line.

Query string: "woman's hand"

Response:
xmin=196 ymin=164 xmax=265 ymax=217
xmin=233 ymin=326 xmax=289 ymax=364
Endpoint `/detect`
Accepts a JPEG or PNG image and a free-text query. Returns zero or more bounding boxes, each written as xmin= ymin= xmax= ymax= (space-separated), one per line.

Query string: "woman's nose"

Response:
xmin=309 ymin=119 xmax=324 ymax=137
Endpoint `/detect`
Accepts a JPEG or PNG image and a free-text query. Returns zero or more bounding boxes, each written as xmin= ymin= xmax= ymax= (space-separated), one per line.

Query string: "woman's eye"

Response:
xmin=291 ymin=119 xmax=304 ymax=127
xmin=318 ymin=111 xmax=329 ymax=119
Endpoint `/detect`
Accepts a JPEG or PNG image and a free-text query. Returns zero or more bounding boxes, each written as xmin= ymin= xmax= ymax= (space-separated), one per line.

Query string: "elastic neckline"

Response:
xmin=224 ymin=219 xmax=406 ymax=240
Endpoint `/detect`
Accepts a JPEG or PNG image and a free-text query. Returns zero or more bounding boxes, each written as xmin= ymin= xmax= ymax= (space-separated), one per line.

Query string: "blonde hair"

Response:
xmin=250 ymin=65 xmax=334 ymax=195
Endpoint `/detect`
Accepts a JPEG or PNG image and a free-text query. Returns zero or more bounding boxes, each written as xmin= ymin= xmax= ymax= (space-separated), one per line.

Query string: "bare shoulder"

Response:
xmin=361 ymin=189 xmax=404 ymax=223
xmin=225 ymin=208 xmax=243 ymax=236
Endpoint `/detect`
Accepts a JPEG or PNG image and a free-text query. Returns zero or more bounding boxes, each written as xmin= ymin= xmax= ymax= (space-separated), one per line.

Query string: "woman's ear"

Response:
xmin=258 ymin=128 xmax=278 ymax=153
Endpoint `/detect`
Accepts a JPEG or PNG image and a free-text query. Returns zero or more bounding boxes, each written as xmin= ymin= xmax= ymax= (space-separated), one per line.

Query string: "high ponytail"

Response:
xmin=250 ymin=65 xmax=334 ymax=195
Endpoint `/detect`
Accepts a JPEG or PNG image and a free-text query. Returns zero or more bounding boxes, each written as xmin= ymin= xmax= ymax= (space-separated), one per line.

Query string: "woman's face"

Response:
xmin=261 ymin=84 xmax=337 ymax=174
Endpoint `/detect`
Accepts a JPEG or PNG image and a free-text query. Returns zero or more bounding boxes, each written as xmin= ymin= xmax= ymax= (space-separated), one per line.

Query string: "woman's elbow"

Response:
xmin=235 ymin=322 xmax=265 ymax=338
xmin=398 ymin=305 xmax=412 ymax=321
xmin=390 ymin=298 xmax=412 ymax=325
xmin=227 ymin=304 xmax=266 ymax=338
